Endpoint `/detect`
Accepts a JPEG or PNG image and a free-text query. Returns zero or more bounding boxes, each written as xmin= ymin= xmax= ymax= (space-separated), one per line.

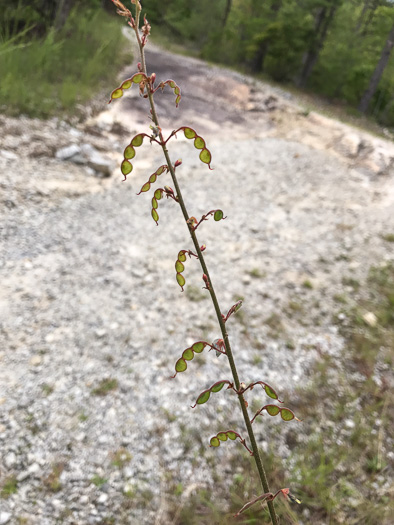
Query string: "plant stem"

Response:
xmin=132 ymin=11 xmax=278 ymax=525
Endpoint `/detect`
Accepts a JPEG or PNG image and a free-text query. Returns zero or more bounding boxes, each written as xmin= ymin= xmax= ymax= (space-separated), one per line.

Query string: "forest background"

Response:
xmin=0 ymin=0 xmax=394 ymax=128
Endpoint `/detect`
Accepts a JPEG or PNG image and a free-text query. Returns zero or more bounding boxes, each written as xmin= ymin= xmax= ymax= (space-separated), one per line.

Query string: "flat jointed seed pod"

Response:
xmin=109 ymin=73 xmax=148 ymax=103
xmin=251 ymin=404 xmax=301 ymax=423
xmin=171 ymin=127 xmax=213 ymax=169
xmin=192 ymin=380 xmax=232 ymax=408
xmin=171 ymin=342 xmax=209 ymax=377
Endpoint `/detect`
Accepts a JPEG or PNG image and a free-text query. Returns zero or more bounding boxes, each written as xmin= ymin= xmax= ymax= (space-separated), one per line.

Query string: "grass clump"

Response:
xmin=92 ymin=377 xmax=118 ymax=396
xmin=91 ymin=475 xmax=108 ymax=488
xmin=111 ymin=448 xmax=132 ymax=469
xmin=381 ymin=233 xmax=394 ymax=243
xmin=43 ymin=463 xmax=64 ymax=493
xmin=285 ymin=262 xmax=394 ymax=524
xmin=1 ymin=475 xmax=18 ymax=498
xmin=0 ymin=7 xmax=131 ymax=118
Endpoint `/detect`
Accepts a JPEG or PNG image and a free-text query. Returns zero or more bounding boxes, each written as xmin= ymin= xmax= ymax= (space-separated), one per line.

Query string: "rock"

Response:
xmin=55 ymin=144 xmax=81 ymax=161
xmin=97 ymin=493 xmax=108 ymax=504
xmin=4 ymin=451 xmax=16 ymax=468
xmin=55 ymin=143 xmax=113 ymax=177
xmin=30 ymin=355 xmax=42 ymax=366
xmin=362 ymin=312 xmax=378 ymax=327
xmin=364 ymin=145 xmax=393 ymax=175
xmin=0 ymin=149 xmax=18 ymax=160
xmin=81 ymin=144 xmax=112 ymax=177
xmin=0 ymin=513 xmax=11 ymax=525
xmin=335 ymin=133 xmax=362 ymax=158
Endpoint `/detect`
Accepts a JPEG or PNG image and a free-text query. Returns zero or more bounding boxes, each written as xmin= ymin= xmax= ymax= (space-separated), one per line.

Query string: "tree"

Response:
xmin=222 ymin=0 xmax=233 ymax=27
xmin=358 ymin=18 xmax=394 ymax=113
xmin=297 ymin=0 xmax=341 ymax=87
xmin=249 ymin=0 xmax=282 ymax=73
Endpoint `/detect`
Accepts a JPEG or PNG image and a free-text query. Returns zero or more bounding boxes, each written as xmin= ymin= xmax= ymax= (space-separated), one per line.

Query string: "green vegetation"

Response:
xmin=1 ymin=475 xmax=18 ymax=498
xmin=43 ymin=463 xmax=64 ymax=493
xmin=302 ymin=279 xmax=313 ymax=289
xmin=91 ymin=377 xmax=118 ymax=396
xmin=41 ymin=383 xmax=54 ymax=395
xmin=91 ymin=475 xmax=108 ymax=487
xmin=110 ymin=448 xmax=132 ymax=469
xmin=0 ymin=5 xmax=131 ymax=118
xmin=381 ymin=233 xmax=394 ymax=242
xmin=159 ymin=262 xmax=393 ymax=524
xmin=143 ymin=0 xmax=394 ymax=127
xmin=286 ymin=262 xmax=393 ymax=523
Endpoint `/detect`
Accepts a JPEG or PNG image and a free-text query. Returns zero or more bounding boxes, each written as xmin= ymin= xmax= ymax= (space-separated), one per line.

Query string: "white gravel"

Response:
xmin=0 ymin=44 xmax=393 ymax=524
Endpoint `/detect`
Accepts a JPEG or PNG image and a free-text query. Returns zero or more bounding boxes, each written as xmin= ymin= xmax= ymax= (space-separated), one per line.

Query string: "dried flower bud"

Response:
xmin=150 ymin=73 xmax=156 ymax=85
xmin=187 ymin=216 xmax=197 ymax=228
xmin=174 ymin=159 xmax=182 ymax=168
xmin=164 ymin=186 xmax=174 ymax=197
xmin=142 ymin=16 xmax=151 ymax=36
xmin=200 ymin=244 xmax=206 ymax=252
xmin=202 ymin=273 xmax=210 ymax=290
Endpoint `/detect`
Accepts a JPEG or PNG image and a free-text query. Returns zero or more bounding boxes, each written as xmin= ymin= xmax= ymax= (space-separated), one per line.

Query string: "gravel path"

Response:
xmin=0 ymin=43 xmax=393 ymax=525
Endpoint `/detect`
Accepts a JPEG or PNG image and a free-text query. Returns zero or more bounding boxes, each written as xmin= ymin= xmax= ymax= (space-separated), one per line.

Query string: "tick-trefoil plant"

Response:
xmin=110 ymin=1 xmax=301 ymax=522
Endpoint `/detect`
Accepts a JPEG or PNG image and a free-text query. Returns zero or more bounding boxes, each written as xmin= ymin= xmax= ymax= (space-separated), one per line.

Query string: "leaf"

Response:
xmin=214 ymin=210 xmax=224 ymax=221
xmin=171 ymin=342 xmax=209 ymax=377
xmin=109 ymin=72 xmax=149 ymax=103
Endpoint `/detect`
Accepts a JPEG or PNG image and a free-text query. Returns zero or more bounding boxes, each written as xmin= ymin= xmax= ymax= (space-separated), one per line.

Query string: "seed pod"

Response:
xmin=109 ymin=73 xmax=149 ymax=103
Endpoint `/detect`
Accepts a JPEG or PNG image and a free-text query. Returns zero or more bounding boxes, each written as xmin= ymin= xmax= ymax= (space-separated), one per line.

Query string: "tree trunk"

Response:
xmin=222 ymin=0 xmax=232 ymax=28
xmin=297 ymin=5 xmax=337 ymax=87
xmin=358 ymin=21 xmax=394 ymax=113
xmin=250 ymin=0 xmax=282 ymax=73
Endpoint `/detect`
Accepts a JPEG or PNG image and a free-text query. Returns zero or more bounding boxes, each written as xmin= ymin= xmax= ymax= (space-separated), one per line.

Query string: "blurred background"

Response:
xmin=0 ymin=1 xmax=393 ymax=525
xmin=1 ymin=0 xmax=394 ymax=125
